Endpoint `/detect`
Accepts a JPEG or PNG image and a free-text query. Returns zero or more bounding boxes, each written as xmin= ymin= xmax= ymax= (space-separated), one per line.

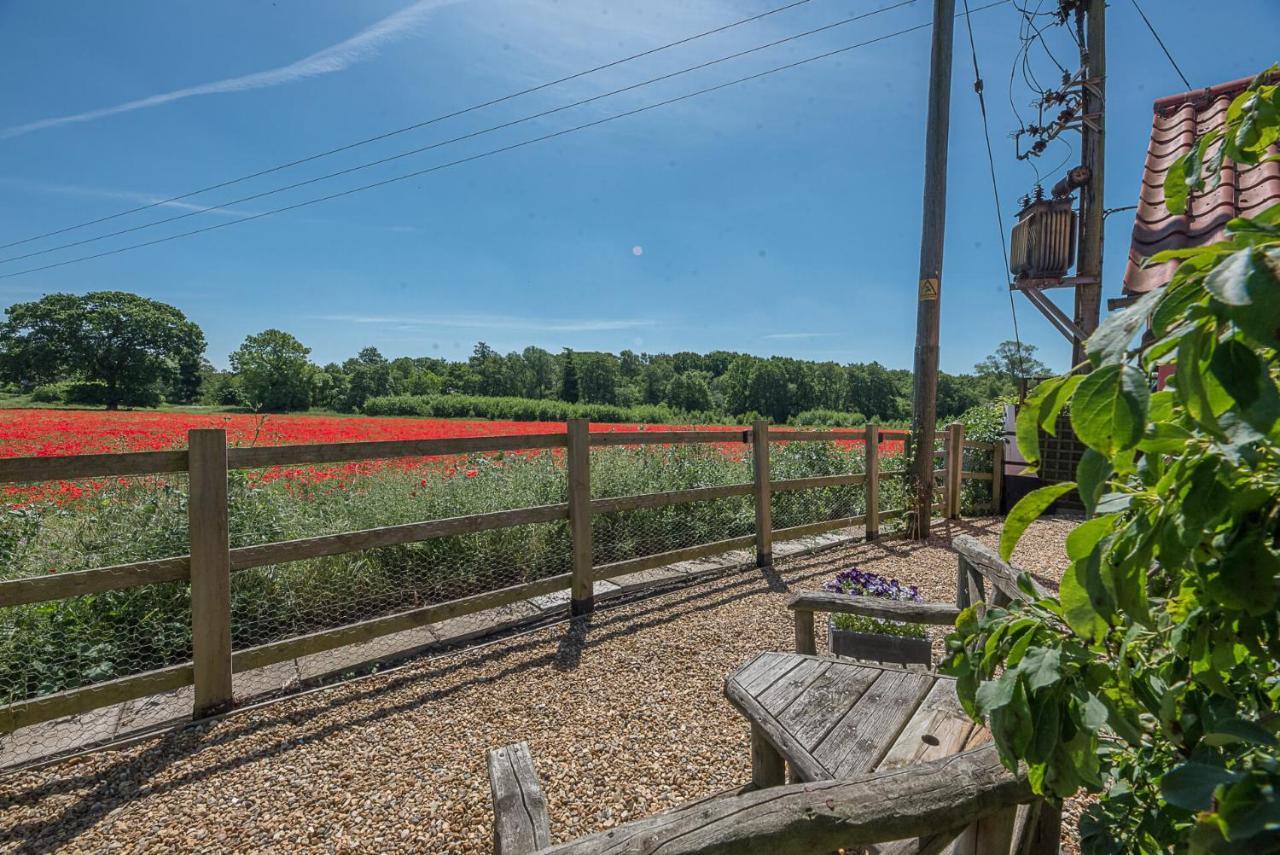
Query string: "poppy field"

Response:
xmin=0 ymin=409 xmax=906 ymax=706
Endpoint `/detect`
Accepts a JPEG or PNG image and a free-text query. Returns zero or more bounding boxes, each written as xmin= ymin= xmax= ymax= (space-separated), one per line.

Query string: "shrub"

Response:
xmin=792 ymin=409 xmax=867 ymax=427
xmin=361 ymin=393 xmax=726 ymax=425
xmin=29 ymin=382 xmax=69 ymax=403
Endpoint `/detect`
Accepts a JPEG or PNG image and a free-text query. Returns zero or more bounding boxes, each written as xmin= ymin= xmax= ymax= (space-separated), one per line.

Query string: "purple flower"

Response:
xmin=823 ymin=566 xmax=923 ymax=603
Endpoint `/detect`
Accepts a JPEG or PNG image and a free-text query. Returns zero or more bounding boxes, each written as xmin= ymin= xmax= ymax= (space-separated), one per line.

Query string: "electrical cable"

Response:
xmin=1128 ymin=0 xmax=1191 ymax=90
xmin=0 ymin=0 xmax=819 ymax=251
xmin=0 ymin=0 xmax=918 ymax=266
xmin=0 ymin=1 xmax=1010 ymax=281
xmin=962 ymin=0 xmax=1028 ymax=381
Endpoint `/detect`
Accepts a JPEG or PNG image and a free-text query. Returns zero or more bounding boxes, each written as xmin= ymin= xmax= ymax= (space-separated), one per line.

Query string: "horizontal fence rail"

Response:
xmin=0 ymin=419 xmax=999 ymax=745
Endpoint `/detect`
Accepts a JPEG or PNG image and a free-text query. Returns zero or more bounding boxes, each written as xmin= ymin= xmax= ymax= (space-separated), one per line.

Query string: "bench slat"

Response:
xmin=488 ymin=742 xmax=551 ymax=855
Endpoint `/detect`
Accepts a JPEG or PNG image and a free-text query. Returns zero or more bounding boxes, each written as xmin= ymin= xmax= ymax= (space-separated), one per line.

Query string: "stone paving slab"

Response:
xmin=296 ymin=626 xmax=439 ymax=682
xmin=527 ymin=580 xmax=620 ymax=611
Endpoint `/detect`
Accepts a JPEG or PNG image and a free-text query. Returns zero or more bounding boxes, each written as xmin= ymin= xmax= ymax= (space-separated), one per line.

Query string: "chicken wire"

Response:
xmin=958 ymin=442 xmax=998 ymax=515
xmin=591 ymin=496 xmax=755 ymax=567
xmin=229 ymin=520 xmax=572 ymax=654
xmin=1 ymin=472 xmax=194 ymax=768
xmin=772 ymin=483 xmax=866 ymax=534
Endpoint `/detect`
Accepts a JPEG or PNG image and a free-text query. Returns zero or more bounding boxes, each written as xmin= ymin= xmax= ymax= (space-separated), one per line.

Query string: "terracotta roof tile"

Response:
xmin=1123 ymin=75 xmax=1280 ymax=295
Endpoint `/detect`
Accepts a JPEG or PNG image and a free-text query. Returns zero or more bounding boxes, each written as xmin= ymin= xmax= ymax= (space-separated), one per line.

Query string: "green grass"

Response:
xmin=0 ymin=442 xmax=914 ymax=705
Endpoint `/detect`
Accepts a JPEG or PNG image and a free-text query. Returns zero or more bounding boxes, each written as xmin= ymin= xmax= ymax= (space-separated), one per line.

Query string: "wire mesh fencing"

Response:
xmin=0 ymin=425 xmax=992 ymax=770
xmin=0 ymin=472 xmax=194 ymax=766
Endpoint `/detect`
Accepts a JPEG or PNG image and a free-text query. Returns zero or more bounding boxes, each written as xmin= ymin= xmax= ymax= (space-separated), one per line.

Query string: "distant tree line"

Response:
xmin=0 ymin=292 xmax=1048 ymax=422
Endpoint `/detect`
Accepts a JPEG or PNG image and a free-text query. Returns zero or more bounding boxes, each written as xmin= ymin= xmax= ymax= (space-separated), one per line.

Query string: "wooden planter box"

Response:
xmin=828 ymin=624 xmax=931 ymax=668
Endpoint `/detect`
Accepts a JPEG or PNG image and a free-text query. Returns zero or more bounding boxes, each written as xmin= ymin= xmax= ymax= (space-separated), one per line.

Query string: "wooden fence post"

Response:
xmin=864 ymin=423 xmax=880 ymax=541
xmin=188 ymin=429 xmax=232 ymax=717
xmin=566 ymin=418 xmax=594 ymax=617
xmin=752 ymin=420 xmax=772 ymax=568
xmin=946 ymin=422 xmax=964 ymax=520
xmin=991 ymin=436 xmax=1005 ymax=515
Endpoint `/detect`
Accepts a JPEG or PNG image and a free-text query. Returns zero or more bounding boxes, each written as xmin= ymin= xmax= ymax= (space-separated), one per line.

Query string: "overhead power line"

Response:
xmin=0 ymin=0 xmax=1008 ymax=281
xmin=0 ymin=0 xmax=918 ymax=266
xmin=960 ymin=0 xmax=1026 ymax=377
xmin=0 ymin=0 xmax=817 ymax=252
xmin=1128 ymin=0 xmax=1191 ymax=90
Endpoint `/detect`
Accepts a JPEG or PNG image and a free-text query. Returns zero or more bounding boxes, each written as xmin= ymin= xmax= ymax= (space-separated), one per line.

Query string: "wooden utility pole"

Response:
xmin=1073 ymin=0 xmax=1106 ymax=367
xmin=908 ymin=0 xmax=956 ymax=539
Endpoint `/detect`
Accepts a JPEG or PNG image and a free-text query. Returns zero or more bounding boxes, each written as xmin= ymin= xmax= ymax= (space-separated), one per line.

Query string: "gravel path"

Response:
xmin=1 ymin=516 xmax=1077 ymax=854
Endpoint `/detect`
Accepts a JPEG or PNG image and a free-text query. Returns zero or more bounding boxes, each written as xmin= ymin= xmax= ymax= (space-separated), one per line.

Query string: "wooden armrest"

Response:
xmin=488 ymin=742 xmax=551 ymax=855
xmin=534 ymin=743 xmax=1032 ymax=854
xmin=788 ymin=591 xmax=961 ymax=625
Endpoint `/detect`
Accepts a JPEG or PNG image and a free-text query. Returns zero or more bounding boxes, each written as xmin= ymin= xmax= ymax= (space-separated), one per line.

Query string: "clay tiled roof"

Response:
xmin=1123 ymin=75 xmax=1280 ymax=295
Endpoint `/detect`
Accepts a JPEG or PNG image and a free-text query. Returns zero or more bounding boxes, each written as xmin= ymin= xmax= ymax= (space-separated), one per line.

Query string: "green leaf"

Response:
xmin=1065 ymin=514 xmax=1116 ymax=561
xmin=1138 ymin=422 xmax=1193 ymax=454
xmin=1176 ymin=327 xmax=1231 ymax=431
xmin=1078 ymin=692 xmax=1109 ymax=731
xmin=1203 ymin=247 xmax=1280 ymax=343
xmin=976 ymin=667 xmax=1020 ymax=716
xmin=1162 ymin=762 xmax=1242 ymax=812
xmin=1019 ymin=647 xmax=1064 ymax=692
xmin=1000 ymin=481 xmax=1077 ymax=561
xmin=1061 ymin=551 xmax=1114 ymax=642
xmin=1071 ymin=364 xmax=1150 ymax=456
xmin=1216 ymin=775 xmax=1280 ymax=842
xmin=1085 ymin=289 xmax=1163 ymax=367
xmin=1076 ymin=448 xmax=1113 ymax=517
xmin=1203 ymin=717 xmax=1279 ymax=748
xmin=1209 ymin=337 xmax=1280 ymax=435
xmin=1015 ymin=375 xmax=1083 ymax=466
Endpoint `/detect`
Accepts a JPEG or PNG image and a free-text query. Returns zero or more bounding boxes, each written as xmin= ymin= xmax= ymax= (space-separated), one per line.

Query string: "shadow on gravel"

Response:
xmin=552 ymin=616 xmax=589 ymax=671
xmin=2 ymin=536 xmax=938 ymax=850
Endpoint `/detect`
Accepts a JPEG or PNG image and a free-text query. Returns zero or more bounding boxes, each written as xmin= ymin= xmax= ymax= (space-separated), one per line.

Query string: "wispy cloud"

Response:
xmin=314 ymin=313 xmax=658 ymax=333
xmin=2 ymin=0 xmax=464 ymax=140
xmin=762 ymin=332 xmax=838 ymax=340
xmin=0 ymin=177 xmax=261 ymax=218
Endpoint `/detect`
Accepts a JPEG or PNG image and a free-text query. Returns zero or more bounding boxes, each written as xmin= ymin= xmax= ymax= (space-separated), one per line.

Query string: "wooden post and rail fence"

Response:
xmin=0 ymin=420 xmax=1000 ymax=737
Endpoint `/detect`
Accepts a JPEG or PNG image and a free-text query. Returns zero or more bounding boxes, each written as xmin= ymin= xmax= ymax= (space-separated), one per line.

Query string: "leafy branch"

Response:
xmin=945 ymin=67 xmax=1280 ymax=853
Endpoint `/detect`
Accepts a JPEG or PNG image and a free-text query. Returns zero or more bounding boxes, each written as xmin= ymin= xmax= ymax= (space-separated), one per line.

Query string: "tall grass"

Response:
xmin=0 ymin=442 xmax=908 ymax=704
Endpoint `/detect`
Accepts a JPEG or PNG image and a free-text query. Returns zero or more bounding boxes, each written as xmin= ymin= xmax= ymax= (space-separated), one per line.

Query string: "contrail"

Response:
xmin=2 ymin=0 xmax=464 ymax=140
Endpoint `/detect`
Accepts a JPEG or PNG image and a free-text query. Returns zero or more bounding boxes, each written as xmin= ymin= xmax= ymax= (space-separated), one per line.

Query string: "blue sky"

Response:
xmin=1 ymin=0 xmax=1276 ymax=372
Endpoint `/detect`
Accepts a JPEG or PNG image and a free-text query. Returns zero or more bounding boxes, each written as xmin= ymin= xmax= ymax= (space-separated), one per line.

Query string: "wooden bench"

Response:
xmin=485 ymin=536 xmax=1058 ymax=853
xmin=486 ymin=739 xmax=1032 ymax=854
xmin=748 ymin=534 xmax=1058 ymax=853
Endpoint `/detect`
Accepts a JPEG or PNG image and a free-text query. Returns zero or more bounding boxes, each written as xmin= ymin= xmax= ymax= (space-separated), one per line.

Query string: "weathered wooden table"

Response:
xmin=725 ymin=651 xmax=988 ymax=788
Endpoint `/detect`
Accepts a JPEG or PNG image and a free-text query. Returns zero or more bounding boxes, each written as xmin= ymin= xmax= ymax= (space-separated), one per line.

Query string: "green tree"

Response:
xmin=0 ymin=291 xmax=205 ymax=410
xmin=975 ymin=340 xmax=1050 ymax=389
xmin=559 ymin=349 xmax=580 ymax=403
xmin=665 ymin=371 xmax=713 ymax=413
xmin=340 ymin=347 xmax=394 ymax=411
xmin=946 ymin=67 xmax=1280 ymax=852
xmin=229 ymin=329 xmax=313 ymax=412
xmin=846 ymin=362 xmax=904 ymax=420
xmin=640 ymin=360 xmax=675 ymax=405
xmin=722 ymin=356 xmax=791 ymax=421
xmin=521 ymin=346 xmax=558 ymax=399
xmin=575 ymin=352 xmax=620 ymax=404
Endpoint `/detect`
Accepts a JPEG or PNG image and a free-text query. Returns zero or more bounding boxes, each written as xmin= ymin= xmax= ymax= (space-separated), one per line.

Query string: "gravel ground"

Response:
xmin=1 ymin=516 xmax=1079 ymax=854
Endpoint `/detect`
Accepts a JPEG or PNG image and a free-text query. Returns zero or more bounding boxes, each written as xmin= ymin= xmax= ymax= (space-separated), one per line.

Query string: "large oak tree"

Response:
xmin=0 ymin=291 xmax=206 ymax=409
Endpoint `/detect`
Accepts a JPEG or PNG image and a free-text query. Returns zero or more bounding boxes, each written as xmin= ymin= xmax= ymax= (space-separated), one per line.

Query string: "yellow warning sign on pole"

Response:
xmin=919 ymin=277 xmax=940 ymax=301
